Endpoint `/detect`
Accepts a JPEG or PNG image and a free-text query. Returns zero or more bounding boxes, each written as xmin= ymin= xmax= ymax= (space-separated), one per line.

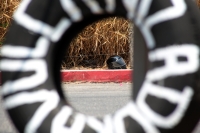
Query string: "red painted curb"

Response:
xmin=61 ymin=70 xmax=133 ymax=82
xmin=0 ymin=70 xmax=133 ymax=84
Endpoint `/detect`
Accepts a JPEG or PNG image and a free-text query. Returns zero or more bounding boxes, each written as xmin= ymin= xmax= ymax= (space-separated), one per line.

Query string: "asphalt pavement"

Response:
xmin=1 ymin=83 xmax=200 ymax=133
xmin=63 ymin=82 xmax=132 ymax=117
xmin=0 ymin=82 xmax=132 ymax=133
xmin=0 ymin=90 xmax=17 ymax=133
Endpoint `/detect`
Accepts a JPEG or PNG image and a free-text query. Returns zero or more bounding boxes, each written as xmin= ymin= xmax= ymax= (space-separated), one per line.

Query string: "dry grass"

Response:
xmin=2 ymin=1 xmax=200 ymax=69
xmin=0 ymin=0 xmax=20 ymax=46
xmin=0 ymin=1 xmax=132 ymax=69
xmin=196 ymin=0 xmax=200 ymax=7
xmin=62 ymin=17 xmax=132 ymax=69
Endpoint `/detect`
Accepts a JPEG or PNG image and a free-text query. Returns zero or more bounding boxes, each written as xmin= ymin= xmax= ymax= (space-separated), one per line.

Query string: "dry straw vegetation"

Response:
xmin=197 ymin=0 xmax=200 ymax=7
xmin=0 ymin=0 xmax=20 ymax=46
xmin=3 ymin=0 xmax=200 ymax=69
xmin=63 ymin=17 xmax=132 ymax=69
xmin=0 ymin=0 xmax=132 ymax=69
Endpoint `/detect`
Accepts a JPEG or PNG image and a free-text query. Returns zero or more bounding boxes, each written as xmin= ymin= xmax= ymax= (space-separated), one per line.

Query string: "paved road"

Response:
xmin=0 ymin=83 xmax=132 ymax=133
xmin=63 ymin=82 xmax=132 ymax=117
xmin=0 ymin=90 xmax=17 ymax=133
xmin=1 ymin=83 xmax=200 ymax=133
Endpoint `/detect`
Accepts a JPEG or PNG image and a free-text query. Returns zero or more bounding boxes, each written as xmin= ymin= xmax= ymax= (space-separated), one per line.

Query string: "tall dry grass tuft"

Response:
xmin=196 ymin=0 xmax=200 ymax=8
xmin=0 ymin=1 xmax=132 ymax=69
xmin=2 ymin=1 xmax=200 ymax=69
xmin=0 ymin=0 xmax=20 ymax=46
xmin=63 ymin=17 xmax=132 ymax=69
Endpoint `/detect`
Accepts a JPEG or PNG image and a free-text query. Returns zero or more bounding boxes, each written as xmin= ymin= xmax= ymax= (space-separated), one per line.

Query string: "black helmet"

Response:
xmin=106 ymin=55 xmax=127 ymax=69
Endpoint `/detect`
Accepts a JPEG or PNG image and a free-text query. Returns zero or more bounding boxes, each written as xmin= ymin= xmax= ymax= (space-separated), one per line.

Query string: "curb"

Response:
xmin=61 ymin=69 xmax=133 ymax=82
xmin=0 ymin=70 xmax=133 ymax=84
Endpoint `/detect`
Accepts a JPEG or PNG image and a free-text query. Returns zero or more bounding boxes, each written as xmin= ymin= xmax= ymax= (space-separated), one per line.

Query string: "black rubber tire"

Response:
xmin=1 ymin=0 xmax=200 ymax=133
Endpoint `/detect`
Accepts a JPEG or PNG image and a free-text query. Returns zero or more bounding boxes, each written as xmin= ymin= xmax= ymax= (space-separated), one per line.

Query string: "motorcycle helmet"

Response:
xmin=106 ymin=55 xmax=127 ymax=69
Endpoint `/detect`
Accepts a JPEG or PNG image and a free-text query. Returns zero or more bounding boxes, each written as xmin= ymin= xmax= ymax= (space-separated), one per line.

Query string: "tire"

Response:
xmin=1 ymin=0 xmax=200 ymax=133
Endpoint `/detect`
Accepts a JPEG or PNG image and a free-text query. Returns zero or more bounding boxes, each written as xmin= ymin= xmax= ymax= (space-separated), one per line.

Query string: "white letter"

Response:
xmin=51 ymin=106 xmax=86 ymax=133
xmin=147 ymin=44 xmax=199 ymax=81
xmin=122 ymin=0 xmax=138 ymax=19
xmin=25 ymin=91 xmax=60 ymax=133
xmin=1 ymin=37 xmax=49 ymax=58
xmin=136 ymin=0 xmax=186 ymax=49
xmin=113 ymin=101 xmax=159 ymax=133
xmin=105 ymin=0 xmax=116 ymax=13
xmin=136 ymin=81 xmax=193 ymax=128
xmin=60 ymin=0 xmax=82 ymax=22
xmin=1 ymin=59 xmax=47 ymax=95
xmin=83 ymin=0 xmax=103 ymax=14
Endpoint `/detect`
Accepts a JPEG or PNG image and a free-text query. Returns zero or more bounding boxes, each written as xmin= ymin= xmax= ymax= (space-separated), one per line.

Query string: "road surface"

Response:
xmin=0 ymin=83 xmax=132 ymax=133
xmin=1 ymin=83 xmax=200 ymax=133
xmin=63 ymin=82 xmax=132 ymax=117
